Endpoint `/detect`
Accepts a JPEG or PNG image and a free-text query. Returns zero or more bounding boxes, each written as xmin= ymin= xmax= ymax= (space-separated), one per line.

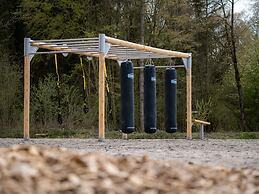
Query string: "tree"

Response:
xmin=218 ymin=0 xmax=246 ymax=129
xmin=139 ymin=0 xmax=145 ymax=132
xmin=0 ymin=0 xmax=257 ymax=133
xmin=0 ymin=51 xmax=22 ymax=129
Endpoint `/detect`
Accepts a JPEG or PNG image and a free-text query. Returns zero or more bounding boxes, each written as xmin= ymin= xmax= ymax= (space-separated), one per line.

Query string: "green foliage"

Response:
xmin=31 ymin=67 xmax=100 ymax=131
xmin=0 ymin=52 xmax=22 ymax=129
xmin=31 ymin=74 xmax=59 ymax=128
xmin=195 ymin=98 xmax=213 ymax=120
xmin=239 ymin=37 xmax=259 ymax=130
xmin=18 ymin=0 xmax=90 ymax=38
xmin=212 ymin=35 xmax=259 ymax=131
xmin=0 ymin=0 xmax=258 ymax=135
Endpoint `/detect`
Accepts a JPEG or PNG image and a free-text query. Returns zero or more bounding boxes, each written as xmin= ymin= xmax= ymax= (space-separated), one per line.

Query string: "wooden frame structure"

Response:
xmin=23 ymin=34 xmax=193 ymax=140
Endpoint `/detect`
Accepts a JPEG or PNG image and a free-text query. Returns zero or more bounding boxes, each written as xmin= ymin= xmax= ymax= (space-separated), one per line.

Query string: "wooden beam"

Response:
xmin=31 ymin=41 xmax=118 ymax=60
xmin=193 ymin=119 xmax=210 ymax=125
xmin=38 ymin=37 xmax=99 ymax=42
xmin=31 ymin=41 xmax=100 ymax=58
xmin=24 ymin=55 xmax=30 ymax=139
xmin=186 ymin=67 xmax=192 ymax=139
xmin=98 ymin=53 xmax=105 ymax=140
xmin=106 ymin=36 xmax=191 ymax=58
xmin=134 ymin=65 xmax=185 ymax=69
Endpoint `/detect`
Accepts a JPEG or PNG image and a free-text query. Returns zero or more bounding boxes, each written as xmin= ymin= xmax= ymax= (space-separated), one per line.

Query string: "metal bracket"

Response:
xmin=182 ymin=58 xmax=187 ymax=69
xmin=24 ymin=38 xmax=39 ymax=62
xmin=99 ymin=34 xmax=110 ymax=56
xmin=117 ymin=59 xmax=129 ymax=66
xmin=104 ymin=43 xmax=111 ymax=55
xmin=62 ymin=44 xmax=68 ymax=57
xmin=182 ymin=54 xmax=192 ymax=70
xmin=87 ymin=56 xmax=93 ymax=61
xmin=62 ymin=53 xmax=68 ymax=57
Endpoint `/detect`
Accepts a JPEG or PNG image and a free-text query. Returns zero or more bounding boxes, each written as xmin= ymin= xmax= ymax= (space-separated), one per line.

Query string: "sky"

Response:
xmin=235 ymin=0 xmax=253 ymax=14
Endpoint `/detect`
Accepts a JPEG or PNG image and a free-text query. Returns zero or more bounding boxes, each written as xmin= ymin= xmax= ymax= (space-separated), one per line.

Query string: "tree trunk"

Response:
xmin=139 ymin=0 xmax=145 ymax=132
xmin=230 ymin=0 xmax=246 ymax=130
xmin=205 ymin=0 xmax=209 ymax=98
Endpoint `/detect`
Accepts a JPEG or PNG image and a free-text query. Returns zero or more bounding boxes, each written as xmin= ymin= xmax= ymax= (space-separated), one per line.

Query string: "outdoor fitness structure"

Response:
xmin=23 ymin=34 xmax=193 ymax=140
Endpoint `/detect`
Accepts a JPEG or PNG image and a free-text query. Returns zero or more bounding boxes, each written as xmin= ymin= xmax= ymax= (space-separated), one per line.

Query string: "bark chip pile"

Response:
xmin=0 ymin=145 xmax=258 ymax=194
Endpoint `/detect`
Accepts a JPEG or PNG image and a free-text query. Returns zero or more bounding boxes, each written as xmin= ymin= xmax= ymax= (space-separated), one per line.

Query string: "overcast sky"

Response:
xmin=235 ymin=0 xmax=253 ymax=14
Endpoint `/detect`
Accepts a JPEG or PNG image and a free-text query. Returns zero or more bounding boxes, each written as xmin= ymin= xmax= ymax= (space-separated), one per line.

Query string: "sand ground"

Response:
xmin=0 ymin=138 xmax=258 ymax=168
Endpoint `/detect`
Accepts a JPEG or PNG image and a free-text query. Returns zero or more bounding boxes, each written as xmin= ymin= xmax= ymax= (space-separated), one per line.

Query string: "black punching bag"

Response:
xmin=144 ymin=65 xmax=157 ymax=133
xmin=120 ymin=61 xmax=135 ymax=133
xmin=165 ymin=68 xmax=177 ymax=133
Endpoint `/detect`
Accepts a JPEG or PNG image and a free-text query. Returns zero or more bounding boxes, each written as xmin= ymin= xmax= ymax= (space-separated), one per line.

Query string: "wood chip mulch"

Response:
xmin=0 ymin=145 xmax=258 ymax=194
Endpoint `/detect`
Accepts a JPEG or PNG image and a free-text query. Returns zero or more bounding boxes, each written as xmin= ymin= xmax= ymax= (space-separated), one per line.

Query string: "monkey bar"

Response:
xmin=24 ymin=34 xmax=193 ymax=140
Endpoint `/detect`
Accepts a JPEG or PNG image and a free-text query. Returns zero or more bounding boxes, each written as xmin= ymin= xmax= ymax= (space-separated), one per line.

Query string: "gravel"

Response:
xmin=0 ymin=138 xmax=258 ymax=168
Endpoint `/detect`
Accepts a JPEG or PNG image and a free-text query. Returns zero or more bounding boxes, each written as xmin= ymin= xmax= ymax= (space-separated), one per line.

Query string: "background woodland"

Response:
xmin=0 ymin=0 xmax=258 ymax=133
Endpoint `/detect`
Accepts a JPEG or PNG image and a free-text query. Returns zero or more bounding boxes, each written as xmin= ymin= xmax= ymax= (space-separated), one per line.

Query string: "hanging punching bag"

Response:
xmin=165 ymin=68 xmax=177 ymax=133
xmin=120 ymin=61 xmax=135 ymax=133
xmin=144 ymin=65 xmax=157 ymax=133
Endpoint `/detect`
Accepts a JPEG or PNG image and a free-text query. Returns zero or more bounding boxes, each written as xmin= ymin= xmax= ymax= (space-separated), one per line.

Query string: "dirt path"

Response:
xmin=0 ymin=139 xmax=258 ymax=168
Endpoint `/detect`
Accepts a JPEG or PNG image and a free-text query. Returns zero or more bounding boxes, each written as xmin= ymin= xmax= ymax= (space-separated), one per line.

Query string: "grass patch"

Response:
xmin=0 ymin=128 xmax=97 ymax=139
xmin=0 ymin=129 xmax=199 ymax=139
xmin=0 ymin=128 xmax=258 ymax=139
xmin=206 ymin=132 xmax=259 ymax=139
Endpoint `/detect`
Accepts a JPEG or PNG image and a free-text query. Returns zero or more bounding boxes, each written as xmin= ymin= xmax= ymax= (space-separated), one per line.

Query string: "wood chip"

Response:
xmin=0 ymin=145 xmax=258 ymax=194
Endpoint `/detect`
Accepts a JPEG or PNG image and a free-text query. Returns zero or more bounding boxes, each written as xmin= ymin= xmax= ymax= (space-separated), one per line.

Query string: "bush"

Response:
xmin=31 ymin=74 xmax=59 ymax=129
xmin=0 ymin=52 xmax=22 ymax=129
xmin=30 ymin=66 xmax=99 ymax=132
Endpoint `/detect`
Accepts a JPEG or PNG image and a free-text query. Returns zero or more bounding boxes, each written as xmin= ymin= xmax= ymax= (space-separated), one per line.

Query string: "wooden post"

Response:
xmin=24 ymin=55 xmax=30 ymax=139
xmin=98 ymin=34 xmax=106 ymax=140
xmin=98 ymin=53 xmax=105 ymax=140
xmin=186 ymin=58 xmax=192 ymax=139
